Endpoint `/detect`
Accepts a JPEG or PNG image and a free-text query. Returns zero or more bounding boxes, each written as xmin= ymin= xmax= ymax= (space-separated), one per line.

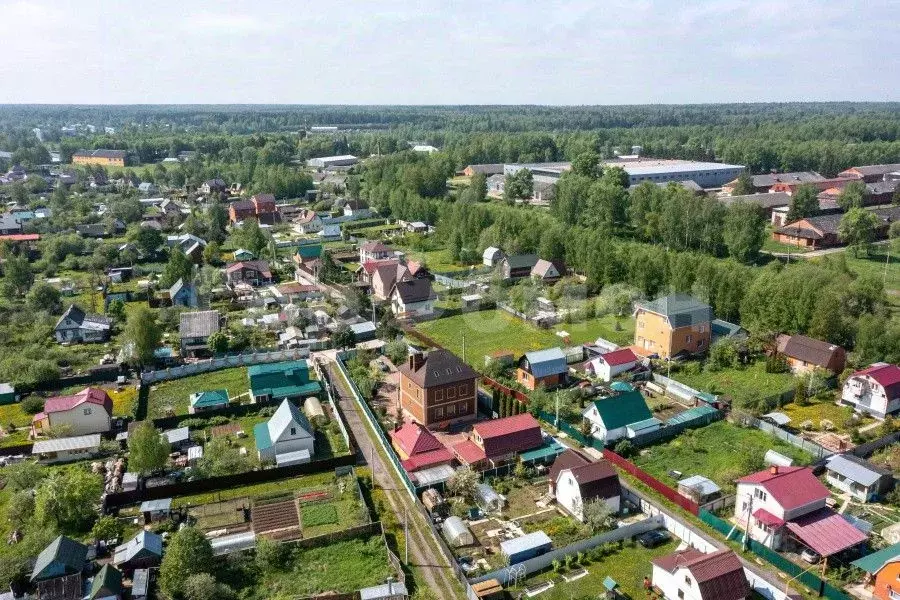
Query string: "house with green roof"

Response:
xmin=581 ymin=383 xmax=653 ymax=444
xmin=254 ymin=398 xmax=315 ymax=462
xmin=188 ymin=389 xmax=229 ymax=414
xmin=31 ymin=535 xmax=88 ymax=583
xmin=87 ymin=564 xmax=123 ymax=600
xmin=248 ymin=360 xmax=321 ymax=403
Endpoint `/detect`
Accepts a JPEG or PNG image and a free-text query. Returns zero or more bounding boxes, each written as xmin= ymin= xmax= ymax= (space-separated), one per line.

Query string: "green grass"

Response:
xmin=147 ymin=367 xmax=249 ymax=418
xmin=172 ymin=471 xmax=340 ymax=507
xmin=415 ymin=309 xmax=560 ymax=366
xmin=401 ymin=247 xmax=476 ymax=273
xmin=762 ymin=230 xmax=813 ymax=254
xmin=838 ymin=250 xmax=899 ymax=295
xmin=553 ymin=314 xmax=635 ymax=347
xmin=632 ymin=420 xmax=813 ymax=492
xmin=779 ymin=395 xmax=871 ymax=434
xmin=302 ymin=503 xmax=339 ymax=527
xmin=672 ymin=360 xmax=796 ymax=404
xmin=511 ymin=538 xmax=678 ymax=600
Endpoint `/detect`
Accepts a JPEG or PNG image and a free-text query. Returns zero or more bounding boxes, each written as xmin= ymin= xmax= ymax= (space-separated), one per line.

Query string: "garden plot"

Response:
xmin=189 ymin=497 xmax=250 ymax=532
xmin=252 ymin=496 xmax=301 ymax=538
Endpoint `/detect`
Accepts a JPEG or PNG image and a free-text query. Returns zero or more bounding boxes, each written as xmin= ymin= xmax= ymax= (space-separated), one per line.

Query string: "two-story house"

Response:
xmin=228 ymin=193 xmax=279 ymax=225
xmin=634 ymin=294 xmax=713 ymax=359
xmin=54 ymin=304 xmax=112 ymax=343
xmin=452 ymin=413 xmax=543 ymax=470
xmin=516 ymin=348 xmax=568 ymax=390
xmin=582 ymin=382 xmax=655 ymax=444
xmin=840 ymin=363 xmax=900 ymax=419
xmin=734 ymin=466 xmax=866 ymax=557
xmin=31 ymin=387 xmax=112 ymax=438
xmin=390 ymin=278 xmax=436 ymax=318
xmin=549 ymin=449 xmax=621 ymax=521
xmin=499 ymin=254 xmax=539 ymax=280
xmin=651 ymin=548 xmax=750 ymax=600
xmin=226 ymin=260 xmax=272 ymax=287
xmin=359 ymin=241 xmax=393 ymax=264
xmin=398 ymin=350 xmax=478 ymax=428
xmin=254 ymin=398 xmax=315 ymax=463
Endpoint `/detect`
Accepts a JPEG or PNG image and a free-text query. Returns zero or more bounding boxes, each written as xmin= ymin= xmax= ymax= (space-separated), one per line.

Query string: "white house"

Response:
xmin=586 ymin=348 xmax=639 ymax=382
xmin=840 ymin=363 xmax=900 ymax=419
xmin=32 ymin=434 xmax=102 ymax=464
xmin=293 ymin=210 xmax=324 ymax=234
xmin=390 ymin=279 xmax=436 ymax=319
xmin=482 ymin=246 xmax=503 ymax=267
xmin=319 ymin=224 xmax=341 ymax=240
xmin=54 ymin=304 xmax=112 ymax=343
xmin=734 ymin=466 xmax=866 ymax=556
xmin=254 ymin=399 xmax=315 ymax=462
xmin=651 ymin=548 xmax=750 ymax=600
xmin=549 ymin=450 xmax=621 ymax=521
xmin=581 ymin=383 xmax=653 ymax=444
xmin=824 ymin=454 xmax=894 ymax=503
xmin=31 ymin=387 xmax=112 ymax=437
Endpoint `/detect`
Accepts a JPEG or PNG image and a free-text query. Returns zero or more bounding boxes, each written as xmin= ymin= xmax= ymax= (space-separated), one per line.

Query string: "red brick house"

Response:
xmin=228 ymin=193 xmax=279 ymax=225
xmin=776 ymin=334 xmax=846 ymax=375
xmin=452 ymin=413 xmax=543 ymax=470
xmin=772 ymin=214 xmax=842 ymax=248
xmin=398 ymin=350 xmax=479 ymax=428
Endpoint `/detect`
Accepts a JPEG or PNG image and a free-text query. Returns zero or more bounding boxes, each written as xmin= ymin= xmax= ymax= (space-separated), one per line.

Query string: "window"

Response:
xmin=435 ymin=389 xmax=443 ymax=401
xmin=677 ymin=590 xmax=684 ymax=599
xmin=698 ymin=324 xmax=706 ymax=333
xmin=447 ymin=404 xmax=456 ymax=416
xmin=447 ymin=387 xmax=456 ymax=399
xmin=686 ymin=334 xmax=693 ymax=343
xmin=754 ymin=489 xmax=768 ymax=502
xmin=698 ymin=338 xmax=705 ymax=347
xmin=459 ymin=402 xmax=468 ymax=415
xmin=435 ymin=407 xmax=443 ymax=419
xmin=459 ymin=383 xmax=468 ymax=395
xmin=684 ymin=575 xmax=691 ymax=586
xmin=290 ymin=428 xmax=296 ymax=436
xmin=83 ymin=408 xmax=92 ymax=416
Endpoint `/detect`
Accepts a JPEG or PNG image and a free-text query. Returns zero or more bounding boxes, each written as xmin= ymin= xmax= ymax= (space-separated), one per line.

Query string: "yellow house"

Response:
xmin=72 ymin=149 xmax=128 ymax=167
xmin=634 ymin=294 xmax=713 ymax=359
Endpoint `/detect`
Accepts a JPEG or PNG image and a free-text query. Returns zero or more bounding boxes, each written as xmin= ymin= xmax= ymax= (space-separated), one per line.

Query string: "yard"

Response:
xmin=632 ymin=420 xmax=813 ymax=492
xmin=146 ymin=367 xmax=249 ymax=418
xmin=779 ymin=395 xmax=871 ymax=434
xmin=671 ymin=360 xmax=796 ymax=405
xmin=553 ymin=314 xmax=635 ymax=347
xmin=172 ymin=471 xmax=345 ymax=507
xmin=838 ymin=249 xmax=899 ymax=296
xmin=510 ymin=537 xmax=679 ymax=600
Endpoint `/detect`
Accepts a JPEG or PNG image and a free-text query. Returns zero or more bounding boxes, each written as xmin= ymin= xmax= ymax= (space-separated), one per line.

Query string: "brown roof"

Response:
xmin=398 ymin=349 xmax=478 ymax=389
xmin=653 ymin=549 xmax=750 ymax=600
xmin=391 ymin=278 xmax=436 ymax=304
xmin=777 ymin=334 xmax=844 ymax=368
xmin=549 ymin=449 xmax=591 ymax=487
xmin=568 ymin=461 xmax=620 ymax=502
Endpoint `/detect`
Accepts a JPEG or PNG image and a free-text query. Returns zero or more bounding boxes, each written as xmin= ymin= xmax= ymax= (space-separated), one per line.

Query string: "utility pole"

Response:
xmin=404 ymin=510 xmax=409 ymax=564
xmin=371 ymin=446 xmax=376 ymax=491
xmin=555 ymin=390 xmax=560 ymax=428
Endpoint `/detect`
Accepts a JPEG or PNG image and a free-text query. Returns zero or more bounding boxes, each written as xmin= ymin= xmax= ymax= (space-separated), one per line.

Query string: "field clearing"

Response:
xmin=147 ymin=367 xmax=249 ymax=418
xmin=172 ymin=471 xmax=340 ymax=507
xmin=553 ymin=314 xmax=635 ymax=347
xmin=672 ymin=361 xmax=795 ymax=404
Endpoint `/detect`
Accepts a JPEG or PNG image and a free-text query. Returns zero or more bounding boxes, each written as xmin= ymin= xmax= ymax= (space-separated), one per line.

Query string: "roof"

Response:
xmin=737 ymin=466 xmax=829 ymax=511
xmin=550 ymin=449 xmax=592 ymax=484
xmin=500 ymin=531 xmax=552 ymax=556
xmin=531 ymin=258 xmax=559 ymax=278
xmin=666 ymin=404 xmax=719 ymax=426
xmin=114 ymin=531 xmax=163 ymax=564
xmin=483 ymin=246 xmax=502 ymax=260
xmin=163 ymin=426 xmax=189 ymax=444
xmin=402 ymin=447 xmax=454 ymax=471
xmin=678 ymin=475 xmax=721 ymax=496
xmin=43 ymin=387 xmax=112 ymax=415
xmin=785 ymin=507 xmax=868 ymax=557
xmin=522 ymin=348 xmax=568 ymax=378
xmin=139 ymin=498 xmax=172 ymax=512
xmin=32 ymin=434 xmax=101 ymax=454
xmin=226 ymin=260 xmax=272 ymax=278
xmin=31 ymin=535 xmax=87 ymax=582
xmin=190 ymin=389 xmax=229 ymax=409
xmin=453 ymin=440 xmax=487 ymax=464
xmin=628 ymin=417 xmax=662 ymax=431
xmin=502 ymin=253 xmax=539 ymax=270
xmin=0 ymin=233 xmax=39 ymax=242
xmin=359 ymin=582 xmax=409 ymax=600
xmin=360 ymin=241 xmax=391 ymax=253
xmin=398 ymin=349 xmax=478 ymax=388
xmin=852 ymin=541 xmax=900 ymax=574
xmin=752 ymin=507 xmax=785 ymax=527
xmin=825 ymin=454 xmax=891 ymax=487
xmin=265 ymin=399 xmax=312 ymax=447
xmin=852 ymin=363 xmax=900 ymax=399
xmin=465 ymin=164 xmax=504 ymax=175
xmin=391 ymin=278 xmax=436 ymax=304
xmin=131 ymin=569 xmax=150 ymax=597
xmin=841 ymin=163 xmax=900 ymax=177
xmin=249 ymin=360 xmax=319 ymax=399
xmin=777 ymin=334 xmax=844 ymax=368
xmin=586 ymin=389 xmax=653 ymax=430
xmin=179 ymin=310 xmax=220 ymax=338
xmin=391 ymin=421 xmax=446 ymax=456
xmin=762 ymin=412 xmax=792 ymax=426
xmin=635 ymin=294 xmax=713 ymax=328
xmin=473 ymin=413 xmax=543 ymax=458
xmin=88 ymin=564 xmax=123 ymax=600
xmin=775 ymin=213 xmax=843 ymax=238
xmin=74 ymin=149 xmax=127 ymax=159
xmin=55 ymin=304 xmax=112 ymax=331
xmin=566 ymin=460 xmax=621 ymax=501
xmin=599 ymin=348 xmax=638 ymax=367
xmin=749 ymin=172 xmax=825 ymax=187
xmin=652 ymin=549 xmax=749 ymax=600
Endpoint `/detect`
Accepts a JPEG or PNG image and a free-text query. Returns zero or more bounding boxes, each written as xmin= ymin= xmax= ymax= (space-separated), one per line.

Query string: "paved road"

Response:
xmin=762 ymin=238 xmax=890 ymax=259
xmin=324 ymin=360 xmax=461 ymax=600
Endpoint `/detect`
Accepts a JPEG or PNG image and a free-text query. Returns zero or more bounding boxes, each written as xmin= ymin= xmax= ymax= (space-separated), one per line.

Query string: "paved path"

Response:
xmin=324 ymin=359 xmax=461 ymax=600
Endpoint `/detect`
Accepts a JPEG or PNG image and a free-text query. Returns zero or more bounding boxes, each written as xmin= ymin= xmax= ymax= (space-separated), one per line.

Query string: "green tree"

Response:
xmin=91 ymin=515 xmax=123 ymax=543
xmin=128 ymin=225 xmax=164 ymax=255
xmin=6 ymin=490 xmax=35 ymax=523
xmin=127 ymin=421 xmax=169 ymax=475
xmin=124 ymin=305 xmax=162 ymax=366
xmin=447 ymin=465 xmax=478 ymax=501
xmin=571 ymin=151 xmax=601 ymax=179
xmin=723 ymin=201 xmax=766 ymax=263
xmin=333 ymin=322 xmax=354 ymax=349
xmin=202 ymin=241 xmax=221 ymax=265
xmin=255 ymin=537 xmax=289 ymax=572
xmin=786 ymin=184 xmax=820 ymax=222
xmin=26 ymin=282 xmax=62 ymax=313
xmin=3 ymin=254 xmax=33 ymax=297
xmin=196 ymin=437 xmax=251 ymax=477
xmin=730 ymin=171 xmax=755 ymax=196
xmin=34 ymin=468 xmax=102 ymax=533
xmin=183 ymin=573 xmax=234 ymax=600
xmin=107 ymin=299 xmax=126 ymax=323
xmin=160 ymin=248 xmax=193 ymax=288
xmin=4 ymin=461 xmax=45 ymax=490
xmin=206 ymin=330 xmax=229 ymax=354
xmin=160 ymin=527 xmax=214 ymax=599
xmin=234 ymin=219 xmax=267 ymax=256
xmin=839 ymin=207 xmax=880 ymax=257
xmin=503 ymin=168 xmax=533 ymax=203
xmin=837 ymin=180 xmax=867 ymax=211
xmin=582 ymin=498 xmax=614 ymax=533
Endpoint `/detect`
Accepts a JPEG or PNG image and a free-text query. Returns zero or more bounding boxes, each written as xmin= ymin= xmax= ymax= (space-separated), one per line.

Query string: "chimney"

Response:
xmin=409 ymin=351 xmax=425 ymax=371
xmin=770 ymin=465 xmax=778 ymax=475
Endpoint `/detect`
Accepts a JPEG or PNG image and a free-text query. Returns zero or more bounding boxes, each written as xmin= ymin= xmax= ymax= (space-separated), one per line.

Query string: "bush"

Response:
xmin=20 ymin=395 xmax=45 ymax=415
xmin=614 ymin=440 xmax=635 ymax=458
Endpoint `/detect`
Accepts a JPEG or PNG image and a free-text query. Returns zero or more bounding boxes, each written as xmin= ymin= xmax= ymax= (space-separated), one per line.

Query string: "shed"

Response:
xmin=764 ymin=449 xmax=794 ymax=467
xmin=677 ymin=475 xmax=721 ymax=504
xmin=275 ymin=449 xmax=312 ymax=467
xmin=162 ymin=427 xmax=191 ymax=449
xmin=500 ymin=531 xmax=552 ymax=565
xmin=359 ymin=581 xmax=409 ymax=600
xmin=0 ymin=382 xmax=15 ymax=405
xmin=626 ymin=417 xmax=663 ymax=438
xmin=187 ymin=446 xmax=204 ymax=463
xmin=762 ymin=412 xmax=791 ymax=427
xmin=422 ymin=488 xmax=449 ymax=517
xmin=303 ymin=396 xmax=326 ymax=421
xmin=131 ymin=569 xmax=150 ymax=600
xmin=474 ymin=483 xmax=505 ymax=513
xmin=121 ymin=472 xmax=138 ymax=492
xmin=139 ymin=498 xmax=172 ymax=523
xmin=461 ymin=294 xmax=482 ymax=310
xmin=441 ymin=516 xmax=474 ymax=547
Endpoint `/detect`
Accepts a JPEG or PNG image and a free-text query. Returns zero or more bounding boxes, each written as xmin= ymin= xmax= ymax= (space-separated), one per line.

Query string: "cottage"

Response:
xmin=390 ymin=278 xmax=436 ymax=318
xmin=516 ymin=348 xmax=568 ymax=390
xmin=168 ymin=278 xmax=198 ymax=308
xmin=254 ymin=398 xmax=315 ymax=462
xmin=398 ymin=350 xmax=478 ymax=428
xmin=293 ymin=210 xmax=324 ymax=234
xmin=359 ymin=241 xmax=393 ymax=264
xmin=499 ymin=254 xmax=539 ymax=280
xmin=723 ymin=171 xmax=825 ymax=195
xmin=31 ymin=387 xmax=112 ymax=437
xmin=248 ymin=360 xmax=321 ymax=403
xmin=634 ymin=294 xmax=713 ymax=359
xmin=482 ymin=246 xmax=503 ymax=267
xmin=370 ymin=261 xmax=410 ymax=300
xmin=54 ymin=304 xmax=112 ymax=343
xmin=851 ymin=542 xmax=900 ymax=600
xmin=189 ymin=389 xmax=229 ymax=414
xmin=651 ymin=548 xmax=750 ymax=600
xmin=841 ymin=363 xmax=900 ymax=419
xmin=32 ymin=434 xmax=102 ymax=463
xmin=390 ymin=421 xmax=453 ymax=473
xmin=549 ymin=449 xmax=621 ymax=520
xmin=772 ymin=213 xmax=843 ymax=249
xmin=179 ymin=310 xmax=221 ymax=357
xmin=113 ymin=531 xmax=163 ymax=570
xmin=776 ymin=334 xmax=846 ymax=375
xmin=582 ymin=382 xmax=653 ymax=444
xmin=586 ymin=348 xmax=639 ymax=382
xmin=452 ymin=413 xmax=543 ymax=469
xmin=30 ymin=536 xmax=88 ymax=600
xmin=530 ymin=259 xmax=564 ymax=283
xmin=228 ymin=193 xmax=279 ymax=224
xmin=226 ymin=260 xmax=273 ymax=287
xmin=734 ymin=466 xmax=867 ymax=555
xmin=824 ymin=454 xmax=894 ymax=503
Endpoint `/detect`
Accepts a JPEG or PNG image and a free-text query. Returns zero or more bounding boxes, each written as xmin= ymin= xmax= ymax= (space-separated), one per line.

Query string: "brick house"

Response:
xmin=776 ymin=334 xmax=846 ymax=375
xmin=228 ymin=193 xmax=279 ymax=224
xmin=516 ymin=348 xmax=568 ymax=390
xmin=451 ymin=413 xmax=543 ymax=470
xmin=397 ymin=350 xmax=478 ymax=428
xmin=225 ymin=260 xmax=273 ymax=287
xmin=633 ymin=294 xmax=713 ymax=359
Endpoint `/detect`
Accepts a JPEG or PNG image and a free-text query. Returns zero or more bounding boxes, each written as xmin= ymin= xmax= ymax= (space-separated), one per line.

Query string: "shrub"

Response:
xmin=20 ymin=396 xmax=45 ymax=415
xmin=613 ymin=440 xmax=635 ymax=458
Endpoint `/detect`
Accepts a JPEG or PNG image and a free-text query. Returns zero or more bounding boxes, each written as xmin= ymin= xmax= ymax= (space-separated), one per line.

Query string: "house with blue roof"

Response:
xmin=516 ymin=348 xmax=568 ymax=390
xmin=582 ymin=382 xmax=654 ymax=444
xmin=188 ymin=389 xmax=229 ymax=414
xmin=254 ymin=398 xmax=315 ymax=462
xmin=248 ymin=360 xmax=321 ymax=403
xmin=113 ymin=530 xmax=163 ymax=570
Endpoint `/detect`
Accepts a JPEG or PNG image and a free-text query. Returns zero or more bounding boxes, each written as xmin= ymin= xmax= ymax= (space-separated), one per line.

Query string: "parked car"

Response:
xmin=636 ymin=530 xmax=671 ymax=548
xmin=800 ymin=548 xmax=821 ymax=564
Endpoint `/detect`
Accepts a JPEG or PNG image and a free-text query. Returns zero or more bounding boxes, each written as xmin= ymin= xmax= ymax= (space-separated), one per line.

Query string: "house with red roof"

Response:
xmin=389 ymin=422 xmax=453 ymax=473
xmin=452 ymin=413 xmax=543 ymax=470
xmin=734 ymin=466 xmax=867 ymax=557
xmin=651 ymin=548 xmax=750 ymax=600
xmin=359 ymin=241 xmax=393 ymax=264
xmin=586 ymin=348 xmax=638 ymax=382
xmin=841 ymin=363 xmax=900 ymax=419
xmin=225 ymin=260 xmax=272 ymax=287
xmin=31 ymin=387 xmax=112 ymax=437
xmin=549 ymin=449 xmax=620 ymax=520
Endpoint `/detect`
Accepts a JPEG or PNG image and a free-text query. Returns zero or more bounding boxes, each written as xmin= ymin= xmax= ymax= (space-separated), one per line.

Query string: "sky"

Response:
xmin=2 ymin=0 xmax=898 ymax=105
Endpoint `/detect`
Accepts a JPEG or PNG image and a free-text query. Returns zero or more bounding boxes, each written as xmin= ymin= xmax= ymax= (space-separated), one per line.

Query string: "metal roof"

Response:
xmin=666 ymin=404 xmax=719 ymax=426
xmin=762 ymin=412 xmax=792 ymax=426
xmin=275 ymin=449 xmax=311 ymax=466
xmin=627 ymin=417 xmax=662 ymax=432
xmin=678 ymin=475 xmax=721 ymax=496
xmin=267 ymin=399 xmax=313 ymax=446
xmin=163 ymin=427 xmax=189 ymax=444
xmin=635 ymin=294 xmax=713 ymax=328
xmin=360 ymin=582 xmax=409 ymax=600
xmin=500 ymin=531 xmax=552 ymax=557
xmin=410 ymin=463 xmax=455 ymax=487
xmin=33 ymin=433 xmax=101 ymax=454
xmin=139 ymin=498 xmax=172 ymax=512
xmin=825 ymin=454 xmax=890 ymax=487
xmin=522 ymin=347 xmax=567 ymax=378
xmin=852 ymin=541 xmax=900 ymax=574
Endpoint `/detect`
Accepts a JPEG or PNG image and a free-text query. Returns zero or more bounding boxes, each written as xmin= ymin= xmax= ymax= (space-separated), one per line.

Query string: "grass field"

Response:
xmin=172 ymin=471 xmax=341 ymax=507
xmin=672 ymin=360 xmax=796 ymax=404
xmin=779 ymin=395 xmax=870 ymax=434
xmin=839 ymin=250 xmax=899 ymax=295
xmin=632 ymin=420 xmax=813 ymax=491
xmin=415 ymin=310 xmax=560 ymax=366
xmin=109 ymin=387 xmax=137 ymax=416
xmin=553 ymin=314 xmax=635 ymax=347
xmin=147 ymin=367 xmax=249 ymax=418
xmin=0 ymin=401 xmax=32 ymax=447
xmin=511 ymin=538 xmax=678 ymax=600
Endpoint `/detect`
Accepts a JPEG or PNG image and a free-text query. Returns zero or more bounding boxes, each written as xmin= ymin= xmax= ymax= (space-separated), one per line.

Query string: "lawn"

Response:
xmin=838 ymin=249 xmax=899 ymax=296
xmin=0 ymin=402 xmax=32 ymax=447
xmin=672 ymin=360 xmax=796 ymax=404
xmin=632 ymin=420 xmax=813 ymax=492
xmin=510 ymin=537 xmax=678 ymax=600
xmin=553 ymin=314 xmax=635 ymax=347
xmin=402 ymin=247 xmax=477 ymax=273
xmin=779 ymin=395 xmax=871 ymax=434
xmin=415 ymin=309 xmax=560 ymax=367
xmin=172 ymin=471 xmax=341 ymax=507
xmin=109 ymin=387 xmax=137 ymax=416
xmin=147 ymin=367 xmax=249 ymax=418
xmin=762 ymin=233 xmax=813 ymax=255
